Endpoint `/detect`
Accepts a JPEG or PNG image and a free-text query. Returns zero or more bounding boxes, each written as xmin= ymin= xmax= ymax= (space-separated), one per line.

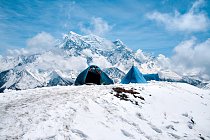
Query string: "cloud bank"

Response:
xmin=147 ymin=0 xmax=209 ymax=32
xmin=157 ymin=37 xmax=210 ymax=80
xmin=27 ymin=32 xmax=56 ymax=50
xmin=7 ymin=32 xmax=57 ymax=56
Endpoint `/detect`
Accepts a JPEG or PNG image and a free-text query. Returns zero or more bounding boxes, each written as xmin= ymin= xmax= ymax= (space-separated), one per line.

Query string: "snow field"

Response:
xmin=0 ymin=82 xmax=210 ymax=140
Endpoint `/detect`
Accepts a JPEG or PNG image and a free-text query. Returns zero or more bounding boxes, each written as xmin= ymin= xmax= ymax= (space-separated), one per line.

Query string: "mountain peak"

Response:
xmin=69 ymin=31 xmax=80 ymax=36
xmin=113 ymin=39 xmax=124 ymax=46
xmin=49 ymin=70 xmax=60 ymax=78
xmin=48 ymin=70 xmax=73 ymax=86
xmin=63 ymin=31 xmax=81 ymax=40
xmin=0 ymin=31 xmax=205 ymax=92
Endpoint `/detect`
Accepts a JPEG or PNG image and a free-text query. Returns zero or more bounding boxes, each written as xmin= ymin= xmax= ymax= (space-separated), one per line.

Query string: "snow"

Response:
xmin=158 ymin=70 xmax=183 ymax=81
xmin=0 ymin=82 xmax=210 ymax=140
xmin=203 ymin=83 xmax=210 ymax=90
xmin=0 ymin=57 xmax=20 ymax=72
xmin=91 ymin=56 xmax=112 ymax=69
xmin=135 ymin=49 xmax=148 ymax=63
xmin=1 ymin=31 xmax=207 ymax=92
xmin=81 ymin=34 xmax=115 ymax=51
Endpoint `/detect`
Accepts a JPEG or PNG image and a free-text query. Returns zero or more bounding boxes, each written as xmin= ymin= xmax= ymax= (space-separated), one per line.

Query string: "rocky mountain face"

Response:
xmin=0 ymin=31 xmax=207 ymax=92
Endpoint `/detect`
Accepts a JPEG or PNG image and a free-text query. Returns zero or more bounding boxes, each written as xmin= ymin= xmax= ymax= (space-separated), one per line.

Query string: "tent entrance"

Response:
xmin=85 ymin=71 xmax=101 ymax=85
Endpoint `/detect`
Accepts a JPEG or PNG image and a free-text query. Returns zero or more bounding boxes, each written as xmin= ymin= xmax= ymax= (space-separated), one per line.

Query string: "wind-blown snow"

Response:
xmin=0 ymin=82 xmax=209 ymax=139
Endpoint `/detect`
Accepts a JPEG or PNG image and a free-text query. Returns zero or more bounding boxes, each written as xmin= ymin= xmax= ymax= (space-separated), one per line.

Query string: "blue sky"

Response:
xmin=0 ymin=0 xmax=209 ymax=56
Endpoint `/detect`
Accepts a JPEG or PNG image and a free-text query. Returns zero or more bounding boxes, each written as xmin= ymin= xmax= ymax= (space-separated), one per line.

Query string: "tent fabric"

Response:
xmin=143 ymin=73 xmax=160 ymax=81
xmin=75 ymin=65 xmax=114 ymax=85
xmin=121 ymin=66 xmax=147 ymax=84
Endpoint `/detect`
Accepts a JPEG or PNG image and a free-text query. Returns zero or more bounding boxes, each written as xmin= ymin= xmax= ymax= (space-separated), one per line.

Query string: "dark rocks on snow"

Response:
xmin=112 ymin=87 xmax=145 ymax=101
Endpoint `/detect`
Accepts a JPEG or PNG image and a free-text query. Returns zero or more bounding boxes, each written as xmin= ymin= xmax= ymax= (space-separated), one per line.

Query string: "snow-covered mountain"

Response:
xmin=103 ymin=67 xmax=125 ymax=83
xmin=0 ymin=66 xmax=43 ymax=92
xmin=47 ymin=71 xmax=73 ymax=86
xmin=0 ymin=82 xmax=209 ymax=139
xmin=0 ymin=31 xmax=207 ymax=92
xmin=58 ymin=31 xmax=146 ymax=70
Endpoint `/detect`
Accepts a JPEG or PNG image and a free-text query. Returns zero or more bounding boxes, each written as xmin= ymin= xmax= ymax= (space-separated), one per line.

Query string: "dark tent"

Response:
xmin=143 ymin=73 xmax=160 ymax=81
xmin=121 ymin=66 xmax=147 ymax=84
xmin=75 ymin=65 xmax=114 ymax=85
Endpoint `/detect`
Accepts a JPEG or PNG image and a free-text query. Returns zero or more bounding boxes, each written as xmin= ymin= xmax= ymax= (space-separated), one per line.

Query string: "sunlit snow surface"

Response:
xmin=0 ymin=82 xmax=210 ymax=140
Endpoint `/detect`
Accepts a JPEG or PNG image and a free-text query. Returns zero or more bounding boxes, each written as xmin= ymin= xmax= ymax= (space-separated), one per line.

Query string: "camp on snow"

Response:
xmin=121 ymin=65 xmax=147 ymax=84
xmin=75 ymin=65 xmax=114 ymax=85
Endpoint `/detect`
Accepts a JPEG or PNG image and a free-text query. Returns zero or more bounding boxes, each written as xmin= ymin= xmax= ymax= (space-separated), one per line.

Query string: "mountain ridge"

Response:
xmin=0 ymin=31 xmax=207 ymax=92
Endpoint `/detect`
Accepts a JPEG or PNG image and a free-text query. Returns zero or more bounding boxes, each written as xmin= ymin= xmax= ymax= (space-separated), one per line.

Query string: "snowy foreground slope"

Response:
xmin=0 ymin=82 xmax=210 ymax=140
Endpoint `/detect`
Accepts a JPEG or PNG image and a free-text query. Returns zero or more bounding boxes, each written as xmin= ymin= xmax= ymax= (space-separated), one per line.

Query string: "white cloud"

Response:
xmin=81 ymin=49 xmax=93 ymax=57
xmin=68 ymin=56 xmax=88 ymax=71
xmin=7 ymin=32 xmax=57 ymax=56
xmin=190 ymin=0 xmax=205 ymax=12
xmin=30 ymin=52 xmax=88 ymax=72
xmin=27 ymin=32 xmax=56 ymax=50
xmin=81 ymin=49 xmax=112 ymax=69
xmin=80 ymin=17 xmax=112 ymax=36
xmin=147 ymin=0 xmax=209 ymax=32
xmin=172 ymin=38 xmax=210 ymax=77
xmin=91 ymin=56 xmax=112 ymax=69
xmin=7 ymin=48 xmax=29 ymax=56
xmin=156 ymin=54 xmax=172 ymax=69
xmin=135 ymin=49 xmax=148 ymax=63
xmin=157 ymin=38 xmax=210 ymax=80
